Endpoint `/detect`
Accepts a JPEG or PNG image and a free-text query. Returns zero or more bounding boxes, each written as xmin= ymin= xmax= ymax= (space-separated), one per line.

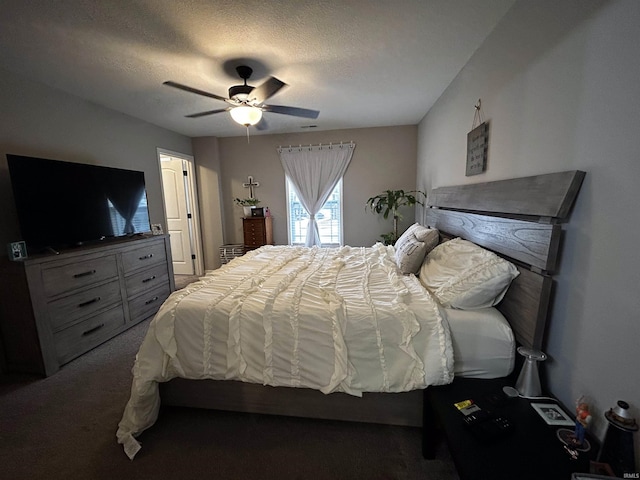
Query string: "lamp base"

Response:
xmin=514 ymin=347 xmax=547 ymax=398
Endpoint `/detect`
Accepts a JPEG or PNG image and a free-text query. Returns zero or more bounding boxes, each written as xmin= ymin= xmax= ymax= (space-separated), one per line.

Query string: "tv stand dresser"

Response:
xmin=0 ymin=234 xmax=174 ymax=376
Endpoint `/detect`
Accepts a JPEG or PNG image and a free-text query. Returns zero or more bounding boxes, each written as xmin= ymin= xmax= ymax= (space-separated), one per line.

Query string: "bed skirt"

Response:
xmin=159 ymin=378 xmax=424 ymax=427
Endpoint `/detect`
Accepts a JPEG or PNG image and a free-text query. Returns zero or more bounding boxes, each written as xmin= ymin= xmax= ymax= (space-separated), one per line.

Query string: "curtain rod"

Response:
xmin=277 ymin=141 xmax=354 ymax=152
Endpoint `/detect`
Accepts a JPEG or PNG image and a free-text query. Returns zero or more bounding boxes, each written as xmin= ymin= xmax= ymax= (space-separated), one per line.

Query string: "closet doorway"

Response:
xmin=157 ymin=149 xmax=204 ymax=278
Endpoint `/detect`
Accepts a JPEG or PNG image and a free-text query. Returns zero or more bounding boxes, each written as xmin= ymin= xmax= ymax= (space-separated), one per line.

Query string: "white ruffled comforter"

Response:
xmin=117 ymin=244 xmax=453 ymax=458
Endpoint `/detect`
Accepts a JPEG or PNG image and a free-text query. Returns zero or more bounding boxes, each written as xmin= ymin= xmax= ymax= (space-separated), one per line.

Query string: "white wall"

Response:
xmin=0 ymin=66 xmax=193 ymax=374
xmin=200 ymin=125 xmax=418 ymax=249
xmin=417 ymin=0 xmax=639 ymax=462
xmin=192 ymin=137 xmax=224 ymax=270
xmin=0 ymin=66 xmax=193 ymax=253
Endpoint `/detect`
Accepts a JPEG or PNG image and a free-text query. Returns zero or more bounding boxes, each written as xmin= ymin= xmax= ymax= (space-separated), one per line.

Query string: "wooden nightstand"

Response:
xmin=242 ymin=216 xmax=273 ymax=252
xmin=423 ymin=377 xmax=598 ymax=480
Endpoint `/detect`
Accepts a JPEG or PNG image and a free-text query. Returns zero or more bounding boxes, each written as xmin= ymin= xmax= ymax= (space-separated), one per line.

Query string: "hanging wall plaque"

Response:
xmin=466 ymin=99 xmax=488 ymax=176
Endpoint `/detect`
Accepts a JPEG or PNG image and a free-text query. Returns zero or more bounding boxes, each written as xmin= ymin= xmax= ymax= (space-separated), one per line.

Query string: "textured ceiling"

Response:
xmin=0 ymin=0 xmax=516 ymax=138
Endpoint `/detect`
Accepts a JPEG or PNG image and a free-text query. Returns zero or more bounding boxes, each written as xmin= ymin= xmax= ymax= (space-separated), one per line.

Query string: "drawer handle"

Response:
xmin=139 ymin=253 xmax=154 ymax=260
xmin=78 ymin=296 xmax=101 ymax=308
xmin=82 ymin=323 xmax=105 ymax=336
xmin=73 ymin=269 xmax=97 ymax=278
xmin=145 ymin=296 xmax=159 ymax=305
xmin=142 ymin=275 xmax=157 ymax=283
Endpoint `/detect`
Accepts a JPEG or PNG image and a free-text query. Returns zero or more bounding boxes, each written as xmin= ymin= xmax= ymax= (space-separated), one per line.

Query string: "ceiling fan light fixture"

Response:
xmin=164 ymin=65 xmax=319 ymax=128
xmin=230 ymin=106 xmax=262 ymax=126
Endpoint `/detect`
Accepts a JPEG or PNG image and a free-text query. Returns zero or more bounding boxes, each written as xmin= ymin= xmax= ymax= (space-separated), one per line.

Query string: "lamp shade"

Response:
xmin=230 ymin=106 xmax=262 ymax=126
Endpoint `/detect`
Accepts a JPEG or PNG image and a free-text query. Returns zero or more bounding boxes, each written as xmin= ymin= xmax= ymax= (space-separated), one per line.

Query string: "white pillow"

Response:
xmin=395 ymin=223 xmax=439 ymax=253
xmin=395 ymin=236 xmax=428 ymax=275
xmin=394 ymin=224 xmax=439 ymax=274
xmin=418 ymin=238 xmax=519 ymax=309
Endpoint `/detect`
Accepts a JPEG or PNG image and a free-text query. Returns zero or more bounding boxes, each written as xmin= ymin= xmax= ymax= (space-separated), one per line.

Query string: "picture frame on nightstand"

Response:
xmin=251 ymin=207 xmax=264 ymax=217
xmin=531 ymin=403 xmax=575 ymax=426
xmin=8 ymin=241 xmax=27 ymax=261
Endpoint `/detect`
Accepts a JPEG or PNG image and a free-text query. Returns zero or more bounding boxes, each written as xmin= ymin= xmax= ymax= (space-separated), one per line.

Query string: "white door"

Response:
xmin=161 ymin=158 xmax=194 ymax=275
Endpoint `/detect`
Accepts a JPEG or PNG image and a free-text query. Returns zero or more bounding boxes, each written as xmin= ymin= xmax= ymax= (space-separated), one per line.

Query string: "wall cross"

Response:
xmin=243 ymin=175 xmax=260 ymax=198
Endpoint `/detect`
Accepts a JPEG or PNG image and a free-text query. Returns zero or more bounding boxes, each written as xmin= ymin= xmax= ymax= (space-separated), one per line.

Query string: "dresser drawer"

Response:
xmin=48 ymin=279 xmax=123 ymax=332
xmin=128 ymin=283 xmax=171 ymax=323
xmin=42 ymin=255 xmax=118 ymax=297
xmin=243 ymin=217 xmax=272 ymax=248
xmin=244 ymin=232 xmax=264 ymax=245
xmin=245 ymin=237 xmax=264 ymax=247
xmin=125 ymin=263 xmax=170 ymax=299
xmin=244 ymin=222 xmax=265 ymax=235
xmin=121 ymin=241 xmax=166 ymax=274
xmin=0 ymin=235 xmax=173 ymax=377
xmin=54 ymin=304 xmax=126 ymax=365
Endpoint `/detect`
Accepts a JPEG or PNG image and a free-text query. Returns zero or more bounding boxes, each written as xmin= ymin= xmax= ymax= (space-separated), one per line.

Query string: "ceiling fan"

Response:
xmin=164 ymin=65 xmax=320 ymax=130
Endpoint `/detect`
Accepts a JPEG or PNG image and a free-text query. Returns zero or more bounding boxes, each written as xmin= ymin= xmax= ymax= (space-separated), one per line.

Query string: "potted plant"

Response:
xmin=234 ymin=197 xmax=261 ymax=216
xmin=366 ymin=189 xmax=426 ymax=244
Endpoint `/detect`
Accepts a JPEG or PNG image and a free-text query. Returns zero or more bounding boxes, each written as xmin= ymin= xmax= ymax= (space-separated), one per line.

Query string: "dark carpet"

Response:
xmin=174 ymin=274 xmax=200 ymax=290
xmin=0 ymin=316 xmax=459 ymax=480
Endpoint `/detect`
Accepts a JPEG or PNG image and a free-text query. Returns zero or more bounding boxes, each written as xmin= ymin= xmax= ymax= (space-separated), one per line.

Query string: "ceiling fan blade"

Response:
xmin=249 ymin=77 xmax=287 ymax=104
xmin=254 ymin=117 xmax=269 ymax=131
xmin=186 ymin=108 xmax=230 ymax=118
xmin=163 ymin=81 xmax=228 ymax=102
xmin=263 ymin=104 xmax=320 ymax=119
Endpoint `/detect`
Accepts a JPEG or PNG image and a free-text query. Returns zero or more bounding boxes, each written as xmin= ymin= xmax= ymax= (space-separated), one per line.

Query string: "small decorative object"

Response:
xmin=234 ymin=197 xmax=261 ymax=207
xmin=466 ymin=99 xmax=489 ymax=176
xmin=234 ymin=197 xmax=261 ymax=217
xmin=8 ymin=241 xmax=27 ymax=261
xmin=366 ymin=189 xmax=426 ymax=244
xmin=532 ymin=403 xmax=575 ymax=426
xmin=237 ymin=175 xmax=262 ymax=215
xmin=557 ymin=396 xmax=593 ymax=453
xmin=251 ymin=207 xmax=264 ymax=217
xmin=598 ymin=400 xmax=638 ymax=477
xmin=574 ymin=397 xmax=592 ymax=445
xmin=514 ymin=346 xmax=547 ymax=397
xmin=151 ymin=224 xmax=164 ymax=235
xmin=242 ymin=175 xmax=260 ymax=198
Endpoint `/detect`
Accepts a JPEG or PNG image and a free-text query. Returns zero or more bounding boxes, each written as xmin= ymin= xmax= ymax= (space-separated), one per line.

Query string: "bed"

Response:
xmin=116 ymin=170 xmax=584 ymax=459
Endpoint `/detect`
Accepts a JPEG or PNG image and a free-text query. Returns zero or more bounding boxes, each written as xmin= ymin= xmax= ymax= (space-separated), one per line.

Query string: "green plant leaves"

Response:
xmin=365 ymin=189 xmax=426 ymax=239
xmin=234 ymin=197 xmax=261 ymax=206
xmin=365 ymin=189 xmax=425 ymax=220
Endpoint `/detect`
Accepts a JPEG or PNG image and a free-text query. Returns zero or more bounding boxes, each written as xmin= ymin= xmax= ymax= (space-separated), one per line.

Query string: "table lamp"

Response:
xmin=514 ymin=346 xmax=547 ymax=398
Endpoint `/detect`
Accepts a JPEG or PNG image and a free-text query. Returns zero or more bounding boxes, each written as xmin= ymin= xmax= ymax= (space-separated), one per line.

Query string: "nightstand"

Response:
xmin=423 ymin=377 xmax=598 ymax=480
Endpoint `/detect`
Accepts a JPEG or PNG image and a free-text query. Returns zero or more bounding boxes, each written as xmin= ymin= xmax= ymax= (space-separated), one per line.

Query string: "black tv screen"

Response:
xmin=7 ymin=154 xmax=151 ymax=251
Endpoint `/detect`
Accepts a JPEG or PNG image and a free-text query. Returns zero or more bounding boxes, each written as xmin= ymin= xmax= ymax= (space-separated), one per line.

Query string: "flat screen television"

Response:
xmin=7 ymin=154 xmax=151 ymax=252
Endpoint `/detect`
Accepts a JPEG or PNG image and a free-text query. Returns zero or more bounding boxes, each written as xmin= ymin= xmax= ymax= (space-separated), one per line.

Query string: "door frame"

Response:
xmin=156 ymin=148 xmax=204 ymax=277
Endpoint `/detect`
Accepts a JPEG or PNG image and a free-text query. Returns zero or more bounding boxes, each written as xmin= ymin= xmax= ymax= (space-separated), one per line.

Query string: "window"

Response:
xmin=286 ymin=177 xmax=343 ymax=247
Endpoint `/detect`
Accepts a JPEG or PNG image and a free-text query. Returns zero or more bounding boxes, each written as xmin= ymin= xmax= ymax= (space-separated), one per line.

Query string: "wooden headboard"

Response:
xmin=424 ymin=170 xmax=585 ymax=350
